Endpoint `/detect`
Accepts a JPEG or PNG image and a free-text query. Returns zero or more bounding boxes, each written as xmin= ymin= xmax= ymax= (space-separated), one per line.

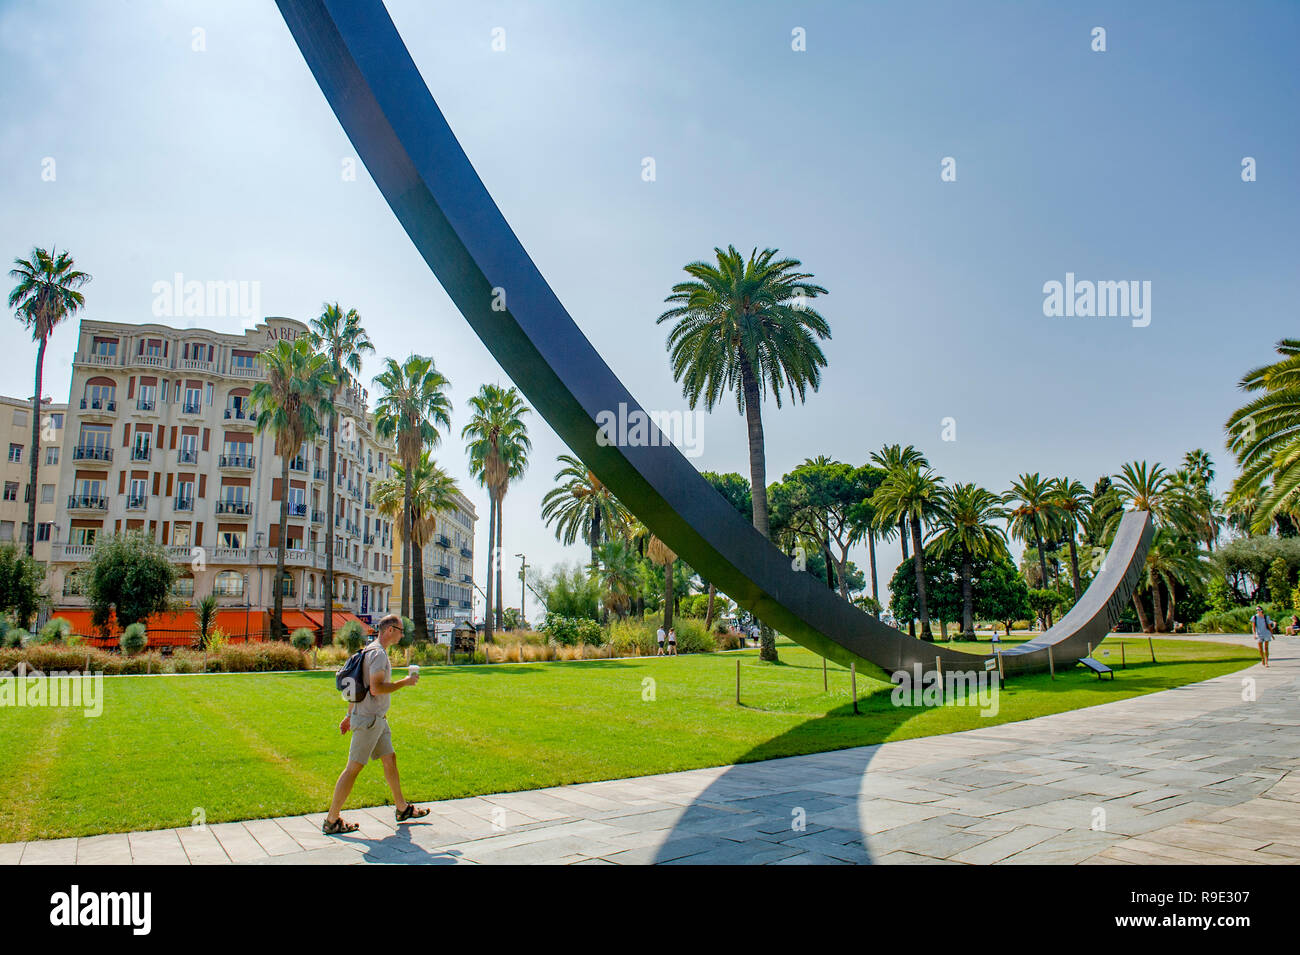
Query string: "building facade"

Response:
xmin=47 ymin=316 xmax=399 ymax=635
xmin=0 ymin=395 xmax=67 ymax=564
xmin=390 ymin=489 xmax=477 ymax=628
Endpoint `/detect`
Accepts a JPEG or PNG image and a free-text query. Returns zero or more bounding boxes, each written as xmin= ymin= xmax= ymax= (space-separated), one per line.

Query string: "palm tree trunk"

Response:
xmin=823 ymin=541 xmax=836 ymax=591
xmin=1164 ymin=581 xmax=1177 ymax=631
xmin=900 ymin=522 xmax=915 ymax=637
xmin=484 ymin=495 xmax=496 ymax=641
xmin=962 ymin=549 xmax=974 ymax=638
xmin=589 ymin=508 xmax=601 ymax=569
xmin=274 ymin=455 xmax=289 ymax=640
xmin=411 ymin=505 xmax=429 ymax=641
xmin=739 ymin=356 xmax=776 ymax=662
xmin=324 ymin=406 xmax=337 ymax=647
xmin=704 ymin=582 xmax=716 ymax=630
xmin=402 ymin=464 xmax=413 ymax=622
xmin=1068 ymin=533 xmax=1081 ymax=601
xmin=663 ymin=557 xmax=674 ymax=630
xmin=1131 ymin=593 xmax=1151 ymax=633
xmin=911 ymin=516 xmax=931 ymax=639
xmin=868 ymin=534 xmax=879 ymax=603
xmin=495 ymin=494 xmax=504 ymax=631
xmin=26 ymin=335 xmax=45 ymax=558
xmin=1033 ymin=518 xmax=1049 ymax=591
xmin=1150 ymin=577 xmax=1166 ymax=633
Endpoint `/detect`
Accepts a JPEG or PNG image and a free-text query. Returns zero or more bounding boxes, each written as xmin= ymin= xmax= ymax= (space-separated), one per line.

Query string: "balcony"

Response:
xmin=179 ymin=357 xmax=213 ymax=373
xmin=177 ymin=448 xmax=199 ymax=464
xmin=436 ymin=534 xmax=450 ymax=548
xmin=461 ymin=573 xmax=472 ymax=584
xmin=364 ymin=500 xmax=374 ymax=511
xmin=286 ymin=502 xmax=308 ymax=518
xmin=174 ymin=496 xmax=194 ymax=512
xmin=460 ymin=546 xmax=473 ymax=559
xmin=130 ymin=446 xmax=152 ymax=462
xmin=67 ymin=494 xmax=108 ymax=512
xmin=136 ymin=398 xmax=156 ymax=412
xmin=224 ymin=407 xmax=249 ymax=421
xmin=229 ymin=363 xmax=260 ymax=379
xmin=289 ymin=457 xmax=307 ymax=473
xmin=125 ymin=494 xmax=147 ymax=511
xmin=363 ymin=533 xmax=375 ymax=546
xmin=313 ymin=467 xmax=327 ymax=481
xmin=219 ymin=453 xmax=255 ymax=471
xmin=436 ymin=597 xmax=450 ymax=608
xmin=78 ymin=397 xmax=117 ymax=417
xmin=435 ymin=565 xmax=450 ymax=578
xmin=52 ymin=543 xmax=95 ymax=562
xmin=311 ymin=509 xmax=325 ymax=524
xmin=72 ymin=445 xmax=112 ymax=463
xmin=129 ymin=353 xmax=167 ymax=370
xmin=75 ymin=352 xmax=119 ymax=368
xmin=180 ymin=400 xmax=202 ymax=416
xmin=215 ymin=500 xmax=252 ymax=517
xmin=459 ymin=600 xmax=471 ymax=609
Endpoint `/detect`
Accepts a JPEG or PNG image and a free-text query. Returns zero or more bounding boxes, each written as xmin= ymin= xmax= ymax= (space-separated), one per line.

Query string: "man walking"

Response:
xmin=1250 ymin=605 xmax=1274 ymax=668
xmin=323 ymin=613 xmax=431 ymax=834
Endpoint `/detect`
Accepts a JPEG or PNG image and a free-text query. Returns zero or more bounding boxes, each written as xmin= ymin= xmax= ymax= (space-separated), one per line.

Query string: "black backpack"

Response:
xmin=337 ymin=644 xmax=377 ymax=702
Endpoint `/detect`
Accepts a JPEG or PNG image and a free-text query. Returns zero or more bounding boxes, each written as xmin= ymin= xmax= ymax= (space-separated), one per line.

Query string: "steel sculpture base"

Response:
xmin=274 ymin=0 xmax=1154 ymax=679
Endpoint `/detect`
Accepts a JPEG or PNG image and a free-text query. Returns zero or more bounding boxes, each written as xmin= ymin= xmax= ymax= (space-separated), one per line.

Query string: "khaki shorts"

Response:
xmin=348 ymin=714 xmax=394 ymax=764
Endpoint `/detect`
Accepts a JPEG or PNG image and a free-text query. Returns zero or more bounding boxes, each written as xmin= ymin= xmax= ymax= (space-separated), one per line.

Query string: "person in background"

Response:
xmin=667 ymin=626 xmax=677 ymax=656
xmin=1250 ymin=605 xmax=1274 ymax=668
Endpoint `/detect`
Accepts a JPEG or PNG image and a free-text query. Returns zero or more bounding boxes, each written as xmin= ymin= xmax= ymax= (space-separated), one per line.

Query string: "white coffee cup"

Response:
xmin=408 ymin=664 xmax=420 ymax=681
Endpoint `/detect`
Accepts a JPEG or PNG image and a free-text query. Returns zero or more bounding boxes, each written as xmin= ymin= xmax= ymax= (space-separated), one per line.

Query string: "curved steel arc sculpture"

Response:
xmin=275 ymin=0 xmax=1153 ymax=677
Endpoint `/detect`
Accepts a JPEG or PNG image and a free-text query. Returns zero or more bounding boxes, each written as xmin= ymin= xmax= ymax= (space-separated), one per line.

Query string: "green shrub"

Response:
xmin=608 ymin=618 xmax=656 ymax=656
xmin=36 ymin=616 xmax=73 ymax=645
xmin=542 ymin=614 xmax=603 ymax=646
xmin=670 ymin=619 xmax=715 ymax=653
xmin=400 ymin=617 xmax=415 ymax=647
xmin=714 ymin=627 xmax=742 ymax=651
xmin=335 ymin=619 xmax=366 ymax=654
xmin=120 ymin=622 xmax=148 ymax=655
xmin=290 ymin=627 xmax=315 ymax=651
xmin=1193 ymin=603 xmax=1289 ymax=634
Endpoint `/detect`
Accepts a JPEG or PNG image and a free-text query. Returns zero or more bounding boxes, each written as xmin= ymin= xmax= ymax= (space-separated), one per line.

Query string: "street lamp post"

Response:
xmin=515 ymin=553 xmax=527 ymax=627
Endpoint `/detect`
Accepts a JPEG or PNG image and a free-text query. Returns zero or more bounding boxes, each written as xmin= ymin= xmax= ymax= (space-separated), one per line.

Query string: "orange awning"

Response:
xmin=214 ymin=609 xmax=263 ymax=641
xmin=313 ymin=610 xmax=371 ymax=633
xmin=280 ymin=611 xmax=318 ymax=632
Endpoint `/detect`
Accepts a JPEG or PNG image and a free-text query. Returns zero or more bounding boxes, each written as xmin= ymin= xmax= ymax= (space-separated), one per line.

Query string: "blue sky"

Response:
xmin=2 ymin=0 xmax=1297 ymax=610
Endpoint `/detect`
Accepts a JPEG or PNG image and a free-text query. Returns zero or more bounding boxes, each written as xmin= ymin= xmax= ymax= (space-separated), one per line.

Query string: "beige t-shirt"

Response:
xmin=351 ymin=641 xmax=391 ymax=720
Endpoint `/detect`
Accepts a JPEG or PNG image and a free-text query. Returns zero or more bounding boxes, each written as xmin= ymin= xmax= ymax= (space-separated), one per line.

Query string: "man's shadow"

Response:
xmin=337 ymin=817 xmax=464 ymax=865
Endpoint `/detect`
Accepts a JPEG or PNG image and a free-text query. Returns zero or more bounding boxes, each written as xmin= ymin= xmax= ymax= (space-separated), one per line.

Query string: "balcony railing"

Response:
xmin=460 ymin=546 xmax=473 ymax=558
xmin=177 ymin=448 xmax=198 ymax=464
xmin=131 ymin=446 xmax=152 ymax=462
xmin=363 ymin=533 xmax=375 ymax=546
xmin=289 ymin=457 xmax=307 ymax=472
xmin=68 ymin=494 xmax=108 ymax=511
xmin=435 ymin=565 xmax=450 ymax=578
xmin=461 ymin=573 xmax=472 ymax=584
xmin=179 ymin=358 xmax=213 ymax=372
xmin=181 ymin=401 xmax=202 ymax=415
xmin=174 ymin=496 xmax=194 ymax=511
xmin=313 ymin=467 xmax=327 ymax=481
xmin=72 ymin=445 xmax=112 ymax=462
xmin=311 ymin=509 xmax=325 ymax=523
xmin=215 ymin=500 xmax=252 ymax=516
xmin=136 ymin=399 xmax=156 ymax=412
xmin=287 ymin=502 xmax=308 ymax=517
xmin=224 ymin=407 xmax=249 ymax=420
xmin=437 ymin=534 xmax=450 ymax=548
xmin=75 ymin=352 xmax=118 ymax=367
xmin=126 ymin=495 xmax=147 ymax=510
xmin=229 ymin=364 xmax=260 ymax=379
xmin=219 ymin=454 xmax=255 ymax=470
xmin=79 ymin=398 xmax=117 ymax=413
xmin=130 ymin=354 xmax=166 ymax=369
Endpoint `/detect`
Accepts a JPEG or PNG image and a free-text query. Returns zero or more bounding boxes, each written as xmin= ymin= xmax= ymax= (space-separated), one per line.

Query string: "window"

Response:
xmin=63 ymin=570 xmax=84 ymax=596
xmin=3 ymin=482 xmax=16 ymax=502
xmin=205 ymin=382 xmax=214 ymax=405
xmin=40 ymin=484 xmax=54 ymax=503
xmin=232 ymin=353 xmax=256 ymax=370
xmin=214 ymin=571 xmax=244 ymax=597
xmin=128 ymin=478 xmax=148 ymax=507
xmin=36 ymin=523 xmax=52 ymax=542
xmin=44 ymin=446 xmax=59 ymax=466
xmin=87 ymin=383 xmax=115 ymax=409
xmin=137 ymin=384 xmax=156 ymax=410
xmin=219 ymin=529 xmax=246 ymax=548
xmin=13 ymin=410 xmax=26 ymax=427
xmin=173 ymin=524 xmax=191 ymax=548
xmin=184 ymin=387 xmax=201 ymax=412
xmin=0 ymin=521 xmax=11 ymax=541
xmin=132 ymin=431 xmax=151 ymax=460
xmin=93 ymin=339 xmax=117 ymax=358
xmin=79 ymin=424 xmax=111 ymax=453
xmin=69 ymin=526 xmax=97 ymax=546
xmin=50 ymin=413 xmax=63 ymax=430
xmin=8 ymin=444 xmax=21 ymax=463
xmin=279 ymin=572 xmax=295 ymax=597
xmin=171 ymin=577 xmax=194 ymax=598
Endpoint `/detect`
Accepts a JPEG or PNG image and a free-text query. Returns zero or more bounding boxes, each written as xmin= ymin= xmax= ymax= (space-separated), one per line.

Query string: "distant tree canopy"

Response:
xmin=1215 ymin=535 xmax=1300 ymax=602
xmin=86 ymin=532 xmax=176 ymax=632
xmin=890 ymin=549 xmax=1029 ymax=632
xmin=0 ymin=544 xmax=45 ymax=629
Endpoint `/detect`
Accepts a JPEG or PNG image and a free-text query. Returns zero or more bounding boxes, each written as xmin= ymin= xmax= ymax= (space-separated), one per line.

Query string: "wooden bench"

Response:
xmin=1077 ymin=656 xmax=1114 ymax=680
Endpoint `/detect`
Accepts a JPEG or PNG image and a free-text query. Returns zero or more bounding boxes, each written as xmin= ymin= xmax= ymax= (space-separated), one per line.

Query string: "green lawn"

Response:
xmin=0 ymin=636 xmax=1255 ymax=841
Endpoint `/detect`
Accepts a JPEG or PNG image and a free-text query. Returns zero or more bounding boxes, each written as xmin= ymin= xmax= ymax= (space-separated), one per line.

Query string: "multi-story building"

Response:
xmin=47 ymin=316 xmax=399 ymax=639
xmin=0 ymin=395 xmax=67 ymax=564
xmin=411 ymin=490 xmax=476 ymax=626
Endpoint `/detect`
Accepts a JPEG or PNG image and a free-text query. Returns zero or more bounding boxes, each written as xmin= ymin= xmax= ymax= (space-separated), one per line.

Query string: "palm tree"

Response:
xmin=1049 ymin=478 xmax=1092 ymax=600
xmin=373 ymin=355 xmax=453 ymax=640
xmin=1226 ymin=340 xmax=1300 ymax=533
xmin=1136 ymin=529 xmax=1207 ymax=632
xmin=591 ymin=539 xmax=639 ymax=619
xmin=930 ymin=483 xmax=1008 ymax=638
xmin=462 ymin=384 xmax=532 ymax=638
xmin=540 ymin=454 xmax=630 ymax=568
xmin=657 ymin=246 xmax=830 ymax=662
xmin=870 ymin=444 xmax=929 ymax=636
xmin=1005 ymin=473 xmax=1056 ymax=591
xmin=629 ymin=520 xmax=678 ymax=631
xmin=251 ymin=338 xmax=333 ymax=640
xmin=8 ymin=247 xmax=91 ymax=557
xmin=873 ymin=464 xmax=943 ymax=639
xmin=374 ymin=452 xmax=461 ymax=629
xmin=308 ymin=302 xmax=373 ymax=649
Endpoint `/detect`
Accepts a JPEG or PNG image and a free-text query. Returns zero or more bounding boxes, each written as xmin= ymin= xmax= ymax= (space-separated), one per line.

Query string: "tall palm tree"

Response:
xmin=540 ymin=454 xmax=630 ymax=568
xmin=8 ymin=247 xmax=91 ymax=557
xmin=1136 ymin=529 xmax=1207 ymax=633
xmin=373 ymin=355 xmax=453 ymax=641
xmin=1111 ymin=461 xmax=1171 ymax=525
xmin=630 ymin=519 xmax=678 ymax=631
xmin=658 ymin=246 xmax=830 ymax=662
xmin=1049 ymin=477 xmax=1092 ymax=600
xmin=462 ymin=384 xmax=531 ymax=638
xmin=308 ymin=302 xmax=373 ymax=649
xmin=374 ymin=452 xmax=461 ymax=627
xmin=1005 ymin=473 xmax=1056 ymax=591
xmin=251 ymin=338 xmax=333 ymax=640
xmin=930 ymin=483 xmax=1008 ymax=638
xmin=870 ymin=444 xmax=929 ymax=636
xmin=1226 ymin=339 xmax=1300 ymax=533
xmin=873 ymin=464 xmax=943 ymax=639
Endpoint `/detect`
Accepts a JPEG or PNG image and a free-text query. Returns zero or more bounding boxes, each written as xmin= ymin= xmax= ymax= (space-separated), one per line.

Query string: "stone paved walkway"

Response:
xmin=4 ymin=636 xmax=1297 ymax=865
